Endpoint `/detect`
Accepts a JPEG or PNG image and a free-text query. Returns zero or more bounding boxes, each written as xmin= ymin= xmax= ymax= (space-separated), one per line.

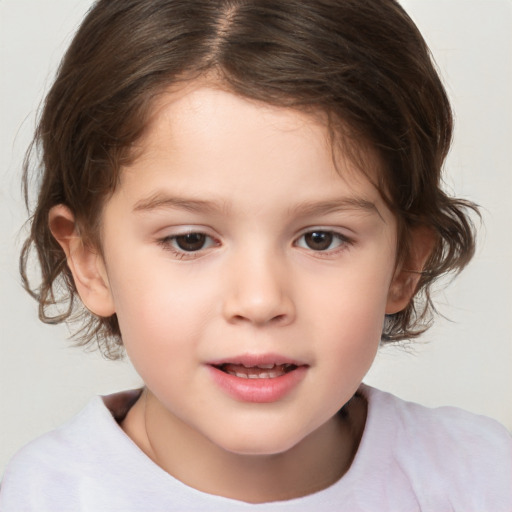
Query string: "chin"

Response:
xmin=211 ymin=427 xmax=306 ymax=457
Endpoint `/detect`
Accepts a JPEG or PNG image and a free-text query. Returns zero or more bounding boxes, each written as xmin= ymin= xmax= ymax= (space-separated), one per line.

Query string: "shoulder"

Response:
xmin=360 ymin=385 xmax=512 ymax=510
xmin=0 ymin=394 xmax=137 ymax=511
xmin=0 ymin=397 xmax=100 ymax=509
xmin=365 ymin=384 xmax=511 ymax=440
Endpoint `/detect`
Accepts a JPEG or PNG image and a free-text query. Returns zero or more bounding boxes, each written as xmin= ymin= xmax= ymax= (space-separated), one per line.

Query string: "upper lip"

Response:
xmin=206 ymin=353 xmax=308 ymax=368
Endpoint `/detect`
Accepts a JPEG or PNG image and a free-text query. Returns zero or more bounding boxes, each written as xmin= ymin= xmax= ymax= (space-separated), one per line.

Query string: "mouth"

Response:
xmin=207 ymin=356 xmax=309 ymax=403
xmin=213 ymin=362 xmax=299 ymax=379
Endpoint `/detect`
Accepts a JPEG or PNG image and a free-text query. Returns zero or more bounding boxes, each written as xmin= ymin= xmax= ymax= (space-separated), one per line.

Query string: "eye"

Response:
xmin=174 ymin=233 xmax=210 ymax=252
xmin=158 ymin=232 xmax=217 ymax=254
xmin=295 ymin=230 xmax=349 ymax=252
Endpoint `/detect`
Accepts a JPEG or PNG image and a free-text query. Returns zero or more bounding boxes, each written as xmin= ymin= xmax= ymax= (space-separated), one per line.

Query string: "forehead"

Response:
xmin=134 ymin=82 xmax=381 ymax=171
xmin=118 ymin=84 xmax=387 ymax=216
xmin=137 ymin=82 xmax=330 ymax=159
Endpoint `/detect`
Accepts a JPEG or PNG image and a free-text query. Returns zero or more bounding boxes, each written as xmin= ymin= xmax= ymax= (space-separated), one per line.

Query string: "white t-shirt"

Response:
xmin=1 ymin=385 xmax=511 ymax=511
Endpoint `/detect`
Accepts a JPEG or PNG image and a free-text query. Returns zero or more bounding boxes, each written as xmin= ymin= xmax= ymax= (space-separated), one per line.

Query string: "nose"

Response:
xmin=222 ymin=249 xmax=296 ymax=327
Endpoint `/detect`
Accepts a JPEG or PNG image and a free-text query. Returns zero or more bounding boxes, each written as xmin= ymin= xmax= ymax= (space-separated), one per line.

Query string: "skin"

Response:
xmin=50 ymin=84 xmax=430 ymax=503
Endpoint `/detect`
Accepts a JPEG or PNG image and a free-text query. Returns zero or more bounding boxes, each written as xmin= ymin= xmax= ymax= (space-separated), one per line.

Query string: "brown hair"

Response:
xmin=21 ymin=0 xmax=477 ymax=358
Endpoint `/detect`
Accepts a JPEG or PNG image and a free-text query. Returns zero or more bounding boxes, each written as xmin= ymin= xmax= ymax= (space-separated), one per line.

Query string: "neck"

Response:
xmin=121 ymin=389 xmax=366 ymax=504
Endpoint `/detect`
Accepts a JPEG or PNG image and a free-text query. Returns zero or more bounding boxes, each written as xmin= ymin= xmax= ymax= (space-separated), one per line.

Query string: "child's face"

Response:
xmin=91 ymin=85 xmax=408 ymax=455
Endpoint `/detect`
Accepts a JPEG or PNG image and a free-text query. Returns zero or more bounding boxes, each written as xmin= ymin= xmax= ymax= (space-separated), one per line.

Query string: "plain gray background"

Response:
xmin=1 ymin=0 xmax=511 ymax=474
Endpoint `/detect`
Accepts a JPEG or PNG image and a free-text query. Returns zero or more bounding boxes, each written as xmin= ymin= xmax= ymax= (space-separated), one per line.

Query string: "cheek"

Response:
xmin=301 ymin=255 xmax=393 ymax=369
xmin=305 ymin=254 xmax=394 ymax=325
xmin=105 ymin=253 xmax=218 ymax=361
xmin=108 ymin=245 xmax=203 ymax=315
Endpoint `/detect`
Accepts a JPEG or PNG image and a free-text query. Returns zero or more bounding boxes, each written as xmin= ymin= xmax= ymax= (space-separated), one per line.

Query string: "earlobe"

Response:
xmin=386 ymin=226 xmax=436 ymax=315
xmin=49 ymin=204 xmax=116 ymax=317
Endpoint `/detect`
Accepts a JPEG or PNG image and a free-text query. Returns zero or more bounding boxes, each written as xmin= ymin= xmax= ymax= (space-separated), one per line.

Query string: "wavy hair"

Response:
xmin=21 ymin=0 xmax=477 ymax=358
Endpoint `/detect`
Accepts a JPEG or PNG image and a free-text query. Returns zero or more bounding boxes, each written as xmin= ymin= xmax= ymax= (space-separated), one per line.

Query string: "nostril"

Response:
xmin=222 ymin=286 xmax=296 ymax=326
xmin=231 ymin=312 xmax=289 ymax=325
xmin=270 ymin=313 xmax=288 ymax=323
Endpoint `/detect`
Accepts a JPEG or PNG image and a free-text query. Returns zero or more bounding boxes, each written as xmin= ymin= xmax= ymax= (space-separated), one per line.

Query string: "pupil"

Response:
xmin=305 ymin=231 xmax=332 ymax=251
xmin=176 ymin=233 xmax=206 ymax=251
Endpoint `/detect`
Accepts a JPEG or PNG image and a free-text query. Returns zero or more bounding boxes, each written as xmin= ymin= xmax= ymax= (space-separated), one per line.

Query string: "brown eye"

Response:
xmin=296 ymin=230 xmax=350 ymax=252
xmin=303 ymin=231 xmax=334 ymax=251
xmin=175 ymin=233 xmax=208 ymax=252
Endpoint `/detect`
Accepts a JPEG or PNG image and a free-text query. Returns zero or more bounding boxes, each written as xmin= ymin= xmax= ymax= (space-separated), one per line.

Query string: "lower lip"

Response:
xmin=207 ymin=365 xmax=308 ymax=403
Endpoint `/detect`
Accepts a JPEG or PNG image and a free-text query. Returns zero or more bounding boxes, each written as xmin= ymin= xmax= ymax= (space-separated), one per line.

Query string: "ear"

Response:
xmin=49 ymin=204 xmax=116 ymax=317
xmin=386 ymin=226 xmax=436 ymax=315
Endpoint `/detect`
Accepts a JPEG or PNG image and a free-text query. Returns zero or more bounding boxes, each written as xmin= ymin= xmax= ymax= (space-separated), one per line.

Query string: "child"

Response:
xmin=1 ymin=0 xmax=511 ymax=510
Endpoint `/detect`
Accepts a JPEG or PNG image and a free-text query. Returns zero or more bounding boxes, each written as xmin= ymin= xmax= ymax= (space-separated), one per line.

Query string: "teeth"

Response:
xmin=226 ymin=368 xmax=285 ymax=379
xmin=242 ymin=363 xmax=276 ymax=369
xmin=219 ymin=361 xmax=300 ymax=380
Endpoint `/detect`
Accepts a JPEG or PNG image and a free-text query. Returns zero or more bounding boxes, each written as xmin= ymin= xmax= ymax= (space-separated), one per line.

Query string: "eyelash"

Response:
xmin=156 ymin=229 xmax=353 ymax=259
xmin=157 ymin=232 xmax=219 ymax=259
xmin=294 ymin=230 xmax=353 ymax=255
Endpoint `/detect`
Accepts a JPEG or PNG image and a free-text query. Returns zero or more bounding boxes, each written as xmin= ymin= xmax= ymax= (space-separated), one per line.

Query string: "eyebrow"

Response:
xmin=133 ymin=194 xmax=229 ymax=214
xmin=133 ymin=193 xmax=382 ymax=219
xmin=289 ymin=198 xmax=383 ymax=220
